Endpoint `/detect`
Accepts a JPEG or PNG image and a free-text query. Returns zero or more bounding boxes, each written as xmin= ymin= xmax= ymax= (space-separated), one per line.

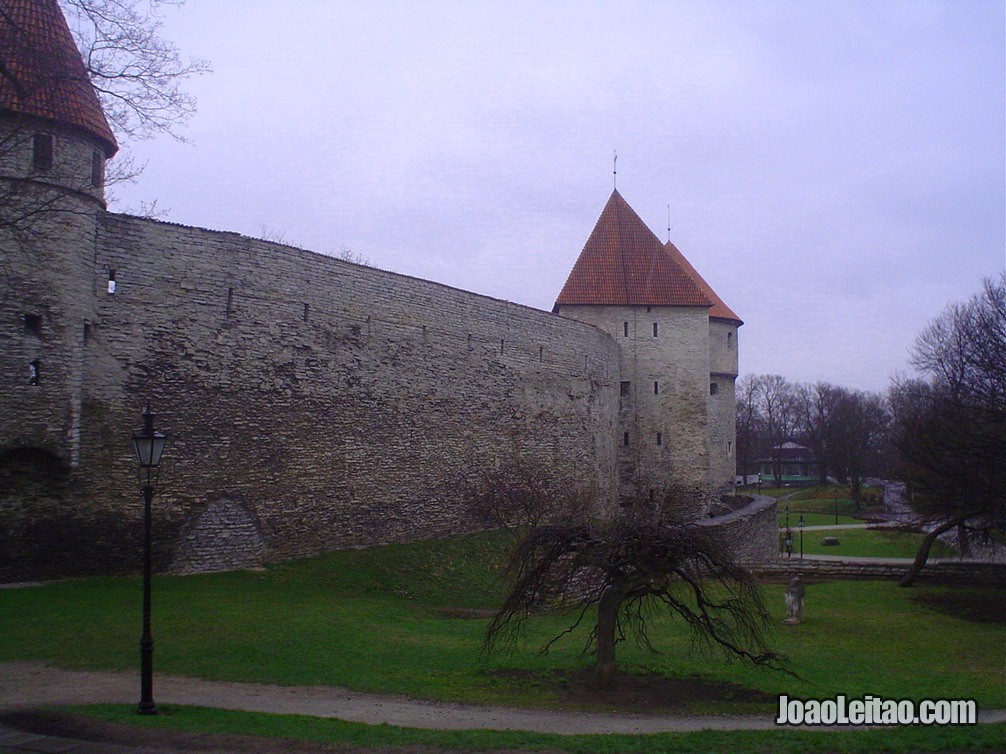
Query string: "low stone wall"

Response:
xmin=750 ymin=558 xmax=1006 ymax=587
xmin=699 ymin=495 xmax=777 ymax=562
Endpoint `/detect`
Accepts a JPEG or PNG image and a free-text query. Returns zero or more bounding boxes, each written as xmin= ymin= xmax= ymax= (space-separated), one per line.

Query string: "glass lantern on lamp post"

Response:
xmin=132 ymin=404 xmax=167 ymax=715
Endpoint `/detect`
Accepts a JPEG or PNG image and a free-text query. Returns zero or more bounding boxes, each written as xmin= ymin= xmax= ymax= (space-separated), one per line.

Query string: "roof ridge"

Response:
xmin=663 ymin=239 xmax=742 ymax=324
xmin=554 ymin=190 xmax=712 ymax=311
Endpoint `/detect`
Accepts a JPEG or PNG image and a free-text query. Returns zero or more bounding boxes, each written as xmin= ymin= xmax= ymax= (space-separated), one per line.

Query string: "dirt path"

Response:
xmin=3 ymin=661 xmax=1005 ymax=736
xmin=1 ymin=661 xmax=777 ymax=734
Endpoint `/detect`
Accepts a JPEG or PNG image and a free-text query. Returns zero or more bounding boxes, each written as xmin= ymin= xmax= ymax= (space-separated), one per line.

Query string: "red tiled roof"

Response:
xmin=553 ymin=190 xmax=711 ymax=311
xmin=0 ymin=0 xmax=117 ymax=156
xmin=663 ymin=240 xmax=742 ymax=325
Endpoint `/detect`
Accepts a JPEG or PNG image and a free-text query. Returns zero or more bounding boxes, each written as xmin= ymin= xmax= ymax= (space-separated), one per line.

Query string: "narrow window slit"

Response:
xmin=23 ymin=314 xmax=41 ymax=334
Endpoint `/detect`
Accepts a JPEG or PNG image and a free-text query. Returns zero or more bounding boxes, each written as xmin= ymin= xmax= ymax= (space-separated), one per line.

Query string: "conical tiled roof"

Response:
xmin=0 ymin=0 xmax=117 ymax=156
xmin=663 ymin=240 xmax=742 ymax=325
xmin=553 ymin=190 xmax=711 ymax=311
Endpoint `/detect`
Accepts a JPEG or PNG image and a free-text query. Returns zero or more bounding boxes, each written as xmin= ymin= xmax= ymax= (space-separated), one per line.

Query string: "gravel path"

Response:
xmin=1 ymin=661 xmax=775 ymax=734
xmin=3 ymin=661 xmax=1005 ymax=736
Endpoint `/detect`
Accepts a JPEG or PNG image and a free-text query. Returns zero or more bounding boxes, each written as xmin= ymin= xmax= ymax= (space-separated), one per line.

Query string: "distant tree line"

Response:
xmin=736 ymin=374 xmax=890 ymax=507
xmin=738 ymin=275 xmax=1005 ymax=584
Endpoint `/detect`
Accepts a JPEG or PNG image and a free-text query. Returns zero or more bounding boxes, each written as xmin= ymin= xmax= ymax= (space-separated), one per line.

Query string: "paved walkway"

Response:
xmin=2 ymin=661 xmax=1004 ymax=747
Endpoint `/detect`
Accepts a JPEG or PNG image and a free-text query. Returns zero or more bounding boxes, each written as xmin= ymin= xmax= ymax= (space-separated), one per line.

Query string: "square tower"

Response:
xmin=553 ymin=190 xmax=742 ymax=517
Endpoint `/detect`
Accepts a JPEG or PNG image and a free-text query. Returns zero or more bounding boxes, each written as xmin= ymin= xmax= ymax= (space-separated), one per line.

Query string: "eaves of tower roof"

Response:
xmin=553 ymin=190 xmax=711 ymax=312
xmin=0 ymin=0 xmax=118 ymax=156
xmin=663 ymin=240 xmax=743 ymax=325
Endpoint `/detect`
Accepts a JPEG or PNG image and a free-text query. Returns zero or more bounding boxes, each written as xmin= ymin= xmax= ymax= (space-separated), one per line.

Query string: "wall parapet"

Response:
xmin=697 ymin=495 xmax=777 ymax=563
xmin=749 ymin=558 xmax=1006 ymax=587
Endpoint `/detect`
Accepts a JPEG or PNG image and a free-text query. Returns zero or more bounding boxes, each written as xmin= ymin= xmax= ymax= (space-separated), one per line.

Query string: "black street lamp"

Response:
xmin=798 ymin=514 xmax=805 ymax=560
xmin=784 ymin=504 xmax=792 ymax=558
xmin=132 ymin=404 xmax=167 ymax=715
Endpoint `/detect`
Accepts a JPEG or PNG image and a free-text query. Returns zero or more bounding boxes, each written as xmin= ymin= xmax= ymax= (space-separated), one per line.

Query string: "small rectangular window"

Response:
xmin=656 ymin=432 xmax=662 ymax=446
xmin=623 ymin=322 xmax=629 ymax=337
xmin=107 ymin=269 xmax=116 ymax=294
xmin=710 ymin=382 xmax=719 ymax=395
xmin=226 ymin=287 xmax=234 ymax=317
xmin=28 ymin=359 xmax=40 ymax=385
xmin=652 ymin=322 xmax=658 ymax=337
xmin=32 ymin=133 xmax=53 ymax=170
xmin=623 ymin=432 xmax=630 ymax=447
xmin=91 ymin=150 xmax=104 ymax=187
xmin=303 ymin=302 xmax=310 ymax=321
xmin=23 ymin=313 xmax=41 ymax=335
xmin=653 ymin=381 xmax=659 ymax=395
xmin=620 ymin=381 xmax=631 ymax=397
xmin=727 ymin=331 xmax=734 ymax=349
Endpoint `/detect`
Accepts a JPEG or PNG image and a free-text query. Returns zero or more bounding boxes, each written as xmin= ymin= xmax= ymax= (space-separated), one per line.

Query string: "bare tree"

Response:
xmin=751 ymin=375 xmax=798 ymax=486
xmin=826 ymin=388 xmax=889 ymax=508
xmin=483 ymin=501 xmax=787 ymax=689
xmin=0 ymin=0 xmax=208 ymax=244
xmin=459 ymin=454 xmax=596 ymax=542
xmin=59 ymin=0 xmax=209 ymax=144
xmin=734 ymin=374 xmax=763 ymax=482
xmin=794 ymin=382 xmax=842 ymax=485
xmin=891 ymin=276 xmax=1006 ymax=586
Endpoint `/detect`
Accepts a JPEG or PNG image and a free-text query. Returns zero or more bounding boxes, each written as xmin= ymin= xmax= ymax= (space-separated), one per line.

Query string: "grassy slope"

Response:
xmin=2 ymin=531 xmax=1002 ymax=710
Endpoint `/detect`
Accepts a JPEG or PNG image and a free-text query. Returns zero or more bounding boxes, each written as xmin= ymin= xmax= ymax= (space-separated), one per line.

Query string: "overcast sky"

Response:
xmin=112 ymin=0 xmax=1005 ymax=394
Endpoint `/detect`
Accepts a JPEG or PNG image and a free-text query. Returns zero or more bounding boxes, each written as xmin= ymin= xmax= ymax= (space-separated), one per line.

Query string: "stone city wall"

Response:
xmin=698 ymin=495 xmax=778 ymax=562
xmin=2 ymin=212 xmax=621 ymax=577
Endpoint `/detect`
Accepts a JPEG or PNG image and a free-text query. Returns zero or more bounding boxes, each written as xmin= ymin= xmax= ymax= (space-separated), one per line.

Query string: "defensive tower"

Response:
xmin=554 ymin=190 xmax=742 ymax=516
xmin=0 ymin=0 xmax=117 ymax=465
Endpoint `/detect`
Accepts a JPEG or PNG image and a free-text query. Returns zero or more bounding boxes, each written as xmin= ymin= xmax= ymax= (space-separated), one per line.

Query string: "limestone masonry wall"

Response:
xmin=2 ymin=212 xmax=621 ymax=577
xmin=697 ymin=496 xmax=778 ymax=562
xmin=1 ymin=213 xmax=619 ymax=579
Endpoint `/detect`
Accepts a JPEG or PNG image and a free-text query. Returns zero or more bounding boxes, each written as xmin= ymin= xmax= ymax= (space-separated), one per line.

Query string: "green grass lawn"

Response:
xmin=790 ymin=527 xmax=956 ymax=559
xmin=2 ymin=530 xmax=1003 ymax=752
xmin=778 ymin=511 xmax=861 ymax=527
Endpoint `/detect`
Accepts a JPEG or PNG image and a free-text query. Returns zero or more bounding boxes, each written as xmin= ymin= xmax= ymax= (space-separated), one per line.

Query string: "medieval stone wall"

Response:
xmin=697 ymin=495 xmax=777 ymax=562
xmin=11 ymin=212 xmax=618 ymax=575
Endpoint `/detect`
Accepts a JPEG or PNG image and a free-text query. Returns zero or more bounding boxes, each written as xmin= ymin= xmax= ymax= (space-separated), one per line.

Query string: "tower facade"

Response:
xmin=0 ymin=0 xmax=118 ymax=466
xmin=554 ymin=190 xmax=742 ymax=518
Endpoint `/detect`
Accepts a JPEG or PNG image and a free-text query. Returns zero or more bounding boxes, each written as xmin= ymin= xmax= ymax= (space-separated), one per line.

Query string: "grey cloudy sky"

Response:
xmin=113 ymin=0 xmax=1005 ymax=394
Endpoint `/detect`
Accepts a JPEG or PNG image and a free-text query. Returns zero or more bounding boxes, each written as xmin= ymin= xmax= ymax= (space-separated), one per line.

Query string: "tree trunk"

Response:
xmin=956 ymin=523 xmax=971 ymax=557
xmin=899 ymin=515 xmax=968 ymax=587
xmin=595 ymin=583 xmax=623 ymax=689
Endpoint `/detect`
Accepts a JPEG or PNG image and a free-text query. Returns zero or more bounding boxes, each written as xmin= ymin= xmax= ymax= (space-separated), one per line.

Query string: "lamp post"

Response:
xmin=132 ymin=404 xmax=167 ymax=715
xmin=798 ymin=514 xmax=805 ymax=559
xmin=784 ymin=504 xmax=792 ymax=558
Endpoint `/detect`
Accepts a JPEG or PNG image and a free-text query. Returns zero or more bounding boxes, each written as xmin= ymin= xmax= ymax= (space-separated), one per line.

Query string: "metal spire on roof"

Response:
xmin=613 ymin=150 xmax=617 ymax=189
xmin=667 ymin=204 xmax=671 ymax=243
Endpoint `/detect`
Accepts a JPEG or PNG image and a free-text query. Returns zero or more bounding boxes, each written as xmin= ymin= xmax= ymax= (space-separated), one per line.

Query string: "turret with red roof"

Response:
xmin=554 ymin=190 xmax=741 ymax=514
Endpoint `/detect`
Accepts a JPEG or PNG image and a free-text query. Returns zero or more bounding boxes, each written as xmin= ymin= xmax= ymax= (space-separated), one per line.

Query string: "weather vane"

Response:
xmin=667 ymin=204 xmax=671 ymax=243
xmin=613 ymin=150 xmax=617 ymax=189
